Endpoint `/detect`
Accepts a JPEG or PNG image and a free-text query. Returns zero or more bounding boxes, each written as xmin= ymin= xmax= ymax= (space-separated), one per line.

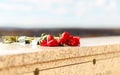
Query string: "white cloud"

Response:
xmin=0 ymin=0 xmax=119 ymax=28
xmin=11 ymin=0 xmax=38 ymax=3
xmin=0 ymin=2 xmax=32 ymax=11
xmin=106 ymin=0 xmax=117 ymax=12
xmin=0 ymin=16 xmax=80 ymax=28
xmin=11 ymin=0 xmax=73 ymax=4
xmin=94 ymin=0 xmax=118 ymax=16
xmin=11 ymin=0 xmax=71 ymax=15
xmin=74 ymin=2 xmax=86 ymax=16
xmin=34 ymin=1 xmax=55 ymax=12
xmin=96 ymin=0 xmax=105 ymax=7
xmin=74 ymin=1 xmax=95 ymax=17
xmin=52 ymin=0 xmax=73 ymax=4
xmin=52 ymin=7 xmax=68 ymax=15
xmin=33 ymin=0 xmax=71 ymax=15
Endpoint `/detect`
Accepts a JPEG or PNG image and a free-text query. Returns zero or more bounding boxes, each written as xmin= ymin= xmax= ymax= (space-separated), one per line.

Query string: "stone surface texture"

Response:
xmin=0 ymin=36 xmax=120 ymax=75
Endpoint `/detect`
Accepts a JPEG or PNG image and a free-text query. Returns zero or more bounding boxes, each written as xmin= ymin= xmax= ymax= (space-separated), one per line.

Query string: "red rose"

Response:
xmin=40 ymin=40 xmax=47 ymax=46
xmin=61 ymin=32 xmax=69 ymax=40
xmin=58 ymin=37 xmax=66 ymax=45
xmin=68 ymin=36 xmax=80 ymax=46
xmin=47 ymin=34 xmax=54 ymax=42
xmin=47 ymin=39 xmax=59 ymax=46
xmin=73 ymin=36 xmax=80 ymax=45
xmin=39 ymin=32 xmax=80 ymax=47
xmin=69 ymin=35 xmax=73 ymax=39
xmin=58 ymin=32 xmax=70 ymax=45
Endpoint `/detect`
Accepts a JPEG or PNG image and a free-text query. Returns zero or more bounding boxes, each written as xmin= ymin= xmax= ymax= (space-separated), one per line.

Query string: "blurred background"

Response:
xmin=0 ymin=0 xmax=120 ymax=37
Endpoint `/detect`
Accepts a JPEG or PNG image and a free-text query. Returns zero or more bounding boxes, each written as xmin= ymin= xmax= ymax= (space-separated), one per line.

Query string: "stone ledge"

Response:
xmin=0 ymin=36 xmax=120 ymax=71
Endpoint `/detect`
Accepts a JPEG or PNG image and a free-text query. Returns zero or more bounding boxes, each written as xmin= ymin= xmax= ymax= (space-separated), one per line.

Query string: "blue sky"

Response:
xmin=0 ymin=0 xmax=120 ymax=28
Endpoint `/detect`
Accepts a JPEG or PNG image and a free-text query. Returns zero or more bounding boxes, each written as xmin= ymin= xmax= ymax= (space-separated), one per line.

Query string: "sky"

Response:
xmin=0 ymin=0 xmax=120 ymax=28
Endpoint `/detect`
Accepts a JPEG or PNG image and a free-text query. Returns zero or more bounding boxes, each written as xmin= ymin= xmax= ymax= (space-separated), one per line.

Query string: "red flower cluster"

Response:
xmin=39 ymin=32 xmax=80 ymax=47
